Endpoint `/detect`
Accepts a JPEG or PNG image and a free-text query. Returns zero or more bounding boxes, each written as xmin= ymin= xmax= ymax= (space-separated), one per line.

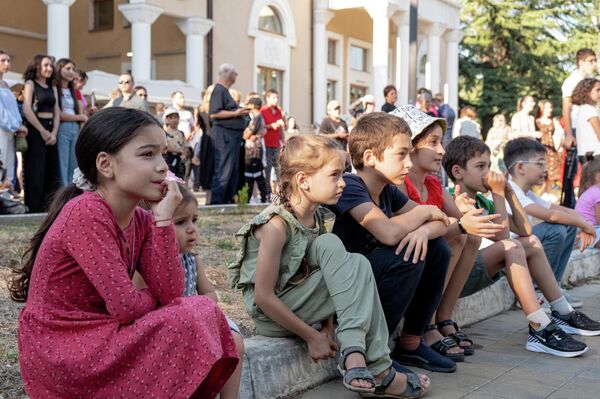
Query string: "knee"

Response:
xmin=547 ymin=224 xmax=568 ymax=240
xmin=502 ymin=238 xmax=525 ymax=254
xmin=522 ymin=235 xmax=544 ymax=253
xmin=232 ymin=331 xmax=245 ymax=358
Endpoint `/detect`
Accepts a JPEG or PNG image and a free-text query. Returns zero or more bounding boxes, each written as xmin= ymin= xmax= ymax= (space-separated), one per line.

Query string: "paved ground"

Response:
xmin=300 ymin=281 xmax=600 ymax=399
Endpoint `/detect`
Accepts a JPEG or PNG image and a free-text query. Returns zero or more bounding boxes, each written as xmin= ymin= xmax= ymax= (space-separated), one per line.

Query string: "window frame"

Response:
xmin=258 ymin=5 xmax=284 ymax=36
xmin=89 ymin=0 xmax=114 ymax=32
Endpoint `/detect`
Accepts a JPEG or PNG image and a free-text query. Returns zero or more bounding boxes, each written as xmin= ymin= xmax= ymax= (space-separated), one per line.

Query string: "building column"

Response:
xmin=43 ymin=0 xmax=75 ymax=59
xmin=444 ymin=29 xmax=464 ymax=112
xmin=393 ymin=13 xmax=410 ymax=106
xmin=176 ymin=17 xmax=214 ymax=88
xmin=426 ymin=22 xmax=446 ymax=94
xmin=118 ymin=2 xmax=163 ymax=82
xmin=313 ymin=0 xmax=333 ymax=123
xmin=367 ymin=5 xmax=390 ymax=108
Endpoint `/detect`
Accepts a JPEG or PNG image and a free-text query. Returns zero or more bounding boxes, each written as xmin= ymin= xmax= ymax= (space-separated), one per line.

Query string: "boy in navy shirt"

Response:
xmin=330 ymin=112 xmax=455 ymax=373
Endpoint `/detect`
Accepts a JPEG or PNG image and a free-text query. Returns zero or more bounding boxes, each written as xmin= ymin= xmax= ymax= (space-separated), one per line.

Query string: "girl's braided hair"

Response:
xmin=272 ymin=134 xmax=345 ymax=214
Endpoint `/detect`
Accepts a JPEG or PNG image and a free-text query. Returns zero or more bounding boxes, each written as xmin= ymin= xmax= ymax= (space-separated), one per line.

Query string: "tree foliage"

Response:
xmin=459 ymin=0 xmax=598 ymax=134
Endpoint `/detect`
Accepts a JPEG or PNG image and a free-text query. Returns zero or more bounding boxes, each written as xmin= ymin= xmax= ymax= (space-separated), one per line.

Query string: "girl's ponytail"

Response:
xmin=9 ymin=184 xmax=83 ymax=302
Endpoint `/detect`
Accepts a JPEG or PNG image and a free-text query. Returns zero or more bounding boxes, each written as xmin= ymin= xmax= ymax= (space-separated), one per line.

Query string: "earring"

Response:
xmin=301 ymin=183 xmax=309 ymax=190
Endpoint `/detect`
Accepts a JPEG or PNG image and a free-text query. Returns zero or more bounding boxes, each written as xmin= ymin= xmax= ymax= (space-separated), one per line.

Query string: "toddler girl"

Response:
xmin=229 ymin=135 xmax=430 ymax=398
xmin=575 ymin=158 xmax=600 ymax=248
xmin=172 ymin=183 xmax=244 ymax=399
xmin=11 ymin=107 xmax=238 ymax=399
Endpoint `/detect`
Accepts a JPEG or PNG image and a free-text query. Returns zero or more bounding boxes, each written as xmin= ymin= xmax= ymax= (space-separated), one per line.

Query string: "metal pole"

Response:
xmin=407 ymin=0 xmax=419 ymax=104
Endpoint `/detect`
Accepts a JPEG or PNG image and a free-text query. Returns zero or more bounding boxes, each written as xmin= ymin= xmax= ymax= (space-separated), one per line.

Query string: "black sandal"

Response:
xmin=360 ymin=366 xmax=428 ymax=398
xmin=425 ymin=324 xmax=464 ymax=362
xmin=438 ymin=319 xmax=475 ymax=356
xmin=337 ymin=346 xmax=376 ymax=394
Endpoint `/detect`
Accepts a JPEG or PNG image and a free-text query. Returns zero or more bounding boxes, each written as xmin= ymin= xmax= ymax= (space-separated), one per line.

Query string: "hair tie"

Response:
xmin=270 ymin=193 xmax=284 ymax=205
xmin=72 ymin=168 xmax=96 ymax=192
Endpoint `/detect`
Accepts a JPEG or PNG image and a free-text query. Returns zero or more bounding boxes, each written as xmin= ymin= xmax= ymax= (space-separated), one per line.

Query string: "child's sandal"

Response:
xmin=425 ymin=323 xmax=464 ymax=362
xmin=438 ymin=319 xmax=474 ymax=356
xmin=337 ymin=346 xmax=376 ymax=394
xmin=360 ymin=366 xmax=428 ymax=398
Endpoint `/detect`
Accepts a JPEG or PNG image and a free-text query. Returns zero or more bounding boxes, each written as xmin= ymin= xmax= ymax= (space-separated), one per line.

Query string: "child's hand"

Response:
xmin=307 ymin=330 xmax=338 ymax=362
xmin=453 ymin=185 xmax=477 ymax=214
xmin=395 ymin=229 xmax=429 ymax=263
xmin=579 ymin=231 xmax=595 ymax=251
xmin=485 ymin=172 xmax=507 ymax=195
xmin=150 ymin=180 xmax=182 ymax=223
xmin=425 ymin=205 xmax=450 ymax=226
xmin=459 ymin=209 xmax=504 ymax=238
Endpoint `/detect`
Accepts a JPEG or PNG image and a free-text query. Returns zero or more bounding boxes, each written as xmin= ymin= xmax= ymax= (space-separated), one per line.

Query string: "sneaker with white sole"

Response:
xmin=525 ymin=323 xmax=588 ymax=358
xmin=551 ymin=310 xmax=600 ymax=336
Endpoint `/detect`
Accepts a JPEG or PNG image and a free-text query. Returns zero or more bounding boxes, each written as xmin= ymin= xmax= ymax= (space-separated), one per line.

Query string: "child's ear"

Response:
xmin=363 ymin=149 xmax=376 ymax=167
xmin=451 ymin=165 xmax=462 ymax=181
xmin=295 ymin=172 xmax=309 ymax=190
xmin=96 ymin=152 xmax=114 ymax=179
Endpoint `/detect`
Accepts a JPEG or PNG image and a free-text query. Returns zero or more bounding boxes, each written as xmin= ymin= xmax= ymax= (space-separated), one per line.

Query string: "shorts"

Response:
xmin=460 ymin=250 xmax=503 ymax=298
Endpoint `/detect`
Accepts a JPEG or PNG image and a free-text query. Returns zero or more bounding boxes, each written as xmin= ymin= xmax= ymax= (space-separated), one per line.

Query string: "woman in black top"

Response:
xmin=22 ymin=54 xmax=61 ymax=213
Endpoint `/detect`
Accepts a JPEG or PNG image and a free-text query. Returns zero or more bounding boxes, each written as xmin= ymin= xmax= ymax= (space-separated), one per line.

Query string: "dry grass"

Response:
xmin=0 ymin=210 xmax=259 ymax=397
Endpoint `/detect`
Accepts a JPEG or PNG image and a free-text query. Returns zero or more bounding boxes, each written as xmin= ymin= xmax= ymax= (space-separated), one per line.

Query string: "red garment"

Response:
xmin=18 ymin=192 xmax=238 ymax=399
xmin=261 ymin=105 xmax=284 ymax=148
xmin=404 ymin=175 xmax=444 ymax=209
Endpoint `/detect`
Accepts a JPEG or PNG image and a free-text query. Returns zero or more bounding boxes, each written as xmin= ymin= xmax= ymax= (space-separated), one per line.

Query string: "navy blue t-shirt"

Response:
xmin=328 ymin=173 xmax=409 ymax=255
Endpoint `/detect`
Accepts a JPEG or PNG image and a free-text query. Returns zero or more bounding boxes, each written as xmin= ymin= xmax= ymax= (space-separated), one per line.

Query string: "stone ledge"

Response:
xmin=238 ymin=249 xmax=600 ymax=399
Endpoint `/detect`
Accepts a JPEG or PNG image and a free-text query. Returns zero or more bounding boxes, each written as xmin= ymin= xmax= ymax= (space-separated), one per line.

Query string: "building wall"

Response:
xmin=286 ymin=0 xmax=311 ymax=127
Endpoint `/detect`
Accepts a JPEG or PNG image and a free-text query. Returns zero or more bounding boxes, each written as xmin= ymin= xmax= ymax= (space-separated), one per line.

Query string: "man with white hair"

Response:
xmin=208 ymin=63 xmax=250 ymax=204
xmin=319 ymin=99 xmax=349 ymax=149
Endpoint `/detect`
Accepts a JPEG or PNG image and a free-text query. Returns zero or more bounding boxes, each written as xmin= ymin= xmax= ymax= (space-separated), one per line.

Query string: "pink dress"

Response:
xmin=18 ymin=192 xmax=238 ymax=399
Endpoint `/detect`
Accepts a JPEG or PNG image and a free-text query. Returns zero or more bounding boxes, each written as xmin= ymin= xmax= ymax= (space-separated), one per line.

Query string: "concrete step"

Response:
xmin=238 ymin=249 xmax=600 ymax=399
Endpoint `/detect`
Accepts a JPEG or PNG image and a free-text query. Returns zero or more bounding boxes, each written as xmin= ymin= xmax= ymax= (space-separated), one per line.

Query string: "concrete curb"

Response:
xmin=238 ymin=249 xmax=600 ymax=399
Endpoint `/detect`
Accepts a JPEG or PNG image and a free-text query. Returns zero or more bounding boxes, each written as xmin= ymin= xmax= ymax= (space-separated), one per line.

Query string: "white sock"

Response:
xmin=527 ymin=308 xmax=551 ymax=331
xmin=550 ymin=296 xmax=574 ymax=316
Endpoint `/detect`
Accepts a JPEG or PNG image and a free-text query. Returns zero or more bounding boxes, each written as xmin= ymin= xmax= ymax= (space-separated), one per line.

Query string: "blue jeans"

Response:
xmin=532 ymin=222 xmax=577 ymax=282
xmin=57 ymin=121 xmax=79 ymax=187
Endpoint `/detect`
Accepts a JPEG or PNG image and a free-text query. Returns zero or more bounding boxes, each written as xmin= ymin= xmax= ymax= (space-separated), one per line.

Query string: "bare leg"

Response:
xmin=424 ymin=234 xmax=467 ymax=354
xmin=480 ymin=239 xmax=539 ymax=315
xmin=205 ymin=189 xmax=211 ymax=206
xmin=220 ymin=332 xmax=245 ymax=399
xmin=517 ymin=235 xmax=562 ymax=302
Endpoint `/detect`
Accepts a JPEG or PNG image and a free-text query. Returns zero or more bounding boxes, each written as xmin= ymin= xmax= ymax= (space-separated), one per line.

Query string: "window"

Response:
xmin=90 ymin=0 xmax=114 ymax=31
xmin=258 ymin=6 xmax=283 ymax=35
xmin=349 ymin=45 xmax=367 ymax=72
xmin=257 ymin=66 xmax=283 ymax=103
xmin=350 ymin=84 xmax=367 ymax=104
xmin=327 ymin=80 xmax=336 ymax=104
xmin=327 ymin=39 xmax=337 ymax=65
xmin=419 ymin=55 xmax=428 ymax=74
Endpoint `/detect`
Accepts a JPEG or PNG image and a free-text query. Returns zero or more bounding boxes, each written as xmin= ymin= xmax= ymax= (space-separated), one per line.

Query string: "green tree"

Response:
xmin=459 ymin=0 xmax=598 ymax=135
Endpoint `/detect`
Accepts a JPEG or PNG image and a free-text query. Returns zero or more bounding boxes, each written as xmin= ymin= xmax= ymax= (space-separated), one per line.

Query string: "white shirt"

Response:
xmin=575 ymin=104 xmax=600 ymax=156
xmin=507 ymin=180 xmax=551 ymax=222
xmin=562 ymin=70 xmax=590 ymax=129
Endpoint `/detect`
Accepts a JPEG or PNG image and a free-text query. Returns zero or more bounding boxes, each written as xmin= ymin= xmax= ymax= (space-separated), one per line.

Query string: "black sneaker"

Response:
xmin=551 ymin=310 xmax=600 ymax=336
xmin=525 ymin=323 xmax=588 ymax=358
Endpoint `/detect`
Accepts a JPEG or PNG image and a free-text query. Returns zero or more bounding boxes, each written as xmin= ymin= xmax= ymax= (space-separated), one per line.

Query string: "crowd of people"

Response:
xmin=4 ymin=45 xmax=600 ymax=399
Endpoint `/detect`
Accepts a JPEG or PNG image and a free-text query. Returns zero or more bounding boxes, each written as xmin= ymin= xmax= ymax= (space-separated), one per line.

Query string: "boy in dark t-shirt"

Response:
xmin=329 ymin=112 xmax=455 ymax=373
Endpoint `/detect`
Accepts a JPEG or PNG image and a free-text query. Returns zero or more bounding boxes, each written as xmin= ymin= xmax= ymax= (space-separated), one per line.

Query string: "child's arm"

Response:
xmin=194 ymin=254 xmax=218 ymax=302
xmin=349 ymin=201 xmax=441 ymax=246
xmin=503 ymin=184 xmax=533 ymax=237
xmin=254 ymin=216 xmax=338 ymax=362
xmin=442 ymin=188 xmax=504 ymax=239
xmin=596 ymin=202 xmax=600 ymax=225
xmin=526 ymin=202 xmax=596 ymax=243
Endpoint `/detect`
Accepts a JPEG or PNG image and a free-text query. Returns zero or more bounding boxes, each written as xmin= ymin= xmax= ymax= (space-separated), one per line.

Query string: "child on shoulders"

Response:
xmin=229 ymin=135 xmax=429 ymax=398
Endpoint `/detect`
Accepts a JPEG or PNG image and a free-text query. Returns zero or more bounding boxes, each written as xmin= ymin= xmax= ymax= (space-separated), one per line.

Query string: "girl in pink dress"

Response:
xmin=10 ymin=107 xmax=239 ymax=399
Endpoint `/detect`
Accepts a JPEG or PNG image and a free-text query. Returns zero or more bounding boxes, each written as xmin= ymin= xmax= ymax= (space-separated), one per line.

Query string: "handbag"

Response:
xmin=15 ymin=135 xmax=28 ymax=152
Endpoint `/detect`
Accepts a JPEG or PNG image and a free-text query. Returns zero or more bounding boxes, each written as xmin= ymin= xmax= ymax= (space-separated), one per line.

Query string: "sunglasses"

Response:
xmin=119 ymin=80 xmax=131 ymax=85
xmin=333 ymin=106 xmax=341 ymax=111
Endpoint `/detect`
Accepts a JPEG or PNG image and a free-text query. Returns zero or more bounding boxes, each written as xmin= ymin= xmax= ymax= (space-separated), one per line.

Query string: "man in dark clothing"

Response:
xmin=209 ymin=63 xmax=250 ymax=204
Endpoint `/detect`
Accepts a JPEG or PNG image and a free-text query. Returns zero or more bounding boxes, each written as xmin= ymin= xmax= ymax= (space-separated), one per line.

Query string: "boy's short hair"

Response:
xmin=348 ymin=112 xmax=411 ymax=170
xmin=443 ymin=136 xmax=490 ymax=182
xmin=503 ymin=138 xmax=546 ymax=173
xmin=265 ymin=89 xmax=278 ymax=98
xmin=247 ymin=97 xmax=262 ymax=109
xmin=576 ymin=48 xmax=596 ymax=67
